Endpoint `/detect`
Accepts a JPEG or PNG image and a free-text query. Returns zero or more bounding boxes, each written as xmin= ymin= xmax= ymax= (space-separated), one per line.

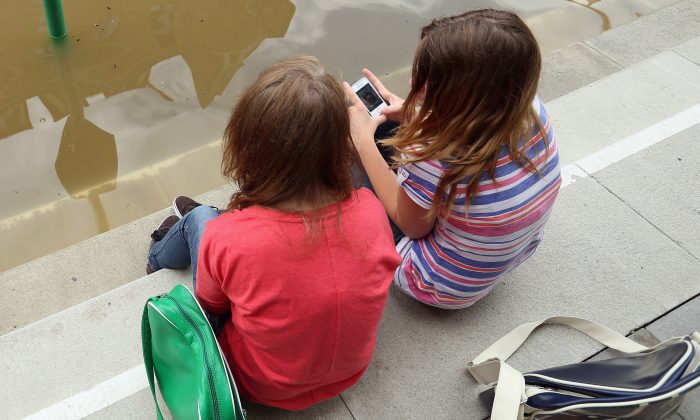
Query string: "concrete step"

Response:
xmin=539 ymin=0 xmax=700 ymax=102
xmin=0 ymin=185 xmax=233 ymax=336
xmin=6 ymin=123 xmax=700 ymax=418
xmin=585 ymin=0 xmax=700 ymax=68
xmin=591 ymin=295 xmax=700 ymax=420
xmin=1 ymin=269 xmax=185 ymax=419
xmin=7 ymin=79 xmax=700 ymax=417
xmin=549 ymin=49 xmax=700 ymax=167
xmin=3 ymin=4 xmax=700 ymax=336
xmin=4 ymin=5 xmax=700 ymax=418
xmin=1 ymin=267 xmax=355 ymax=420
xmin=339 ymin=119 xmax=700 ymax=418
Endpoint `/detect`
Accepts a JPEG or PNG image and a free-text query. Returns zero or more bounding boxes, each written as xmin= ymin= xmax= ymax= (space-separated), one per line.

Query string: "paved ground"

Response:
xmin=2 ymin=1 xmax=700 ymax=419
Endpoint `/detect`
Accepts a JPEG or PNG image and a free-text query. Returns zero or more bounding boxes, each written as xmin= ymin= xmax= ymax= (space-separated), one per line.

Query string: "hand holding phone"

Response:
xmin=343 ymin=81 xmax=385 ymax=154
xmin=351 ymin=77 xmax=388 ymax=117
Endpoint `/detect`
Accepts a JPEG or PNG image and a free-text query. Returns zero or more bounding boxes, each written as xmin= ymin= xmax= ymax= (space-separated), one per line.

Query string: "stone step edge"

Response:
xmin=9 ymin=268 xmax=690 ymax=419
xmin=9 ymin=0 xmax=694 ymax=282
xmin=0 ymin=184 xmax=234 ymax=335
xmin=4 ymin=0 xmax=693 ymax=283
xmin=8 ymin=0 xmax=698 ymax=283
xmin=3 ymin=15 xmax=698 ymax=335
xmin=0 ymin=268 xmax=187 ymax=419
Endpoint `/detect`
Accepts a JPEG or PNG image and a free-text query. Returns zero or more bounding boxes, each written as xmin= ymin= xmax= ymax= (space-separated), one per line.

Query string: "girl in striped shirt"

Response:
xmin=344 ymin=9 xmax=561 ymax=309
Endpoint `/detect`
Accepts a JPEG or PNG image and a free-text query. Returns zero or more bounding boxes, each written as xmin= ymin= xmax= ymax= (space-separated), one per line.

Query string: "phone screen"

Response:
xmin=356 ymin=84 xmax=384 ymax=112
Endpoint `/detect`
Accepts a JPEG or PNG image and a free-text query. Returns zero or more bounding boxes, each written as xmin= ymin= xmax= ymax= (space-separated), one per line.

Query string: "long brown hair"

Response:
xmin=384 ymin=9 xmax=546 ymax=218
xmin=221 ymin=55 xmax=354 ymax=215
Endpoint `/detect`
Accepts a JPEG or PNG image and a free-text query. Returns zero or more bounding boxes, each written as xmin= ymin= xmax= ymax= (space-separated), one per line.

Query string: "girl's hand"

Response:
xmin=363 ymin=68 xmax=405 ymax=123
xmin=343 ymin=82 xmax=386 ymax=154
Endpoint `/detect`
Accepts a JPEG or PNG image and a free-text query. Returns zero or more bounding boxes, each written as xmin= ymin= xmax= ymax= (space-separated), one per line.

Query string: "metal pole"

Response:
xmin=43 ymin=0 xmax=67 ymax=39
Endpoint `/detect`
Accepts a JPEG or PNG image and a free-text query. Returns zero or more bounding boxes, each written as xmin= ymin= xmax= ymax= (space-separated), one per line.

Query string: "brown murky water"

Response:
xmin=0 ymin=0 xmax=678 ymax=272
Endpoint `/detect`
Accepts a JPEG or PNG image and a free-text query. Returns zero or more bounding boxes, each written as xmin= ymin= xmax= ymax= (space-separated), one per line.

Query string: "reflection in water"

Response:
xmin=52 ymin=37 xmax=117 ymax=235
xmin=0 ymin=0 xmax=296 ymax=270
xmin=1 ymin=0 xmax=295 ymax=139
xmin=55 ymin=115 xmax=117 ymax=198
xmin=0 ymin=0 xmax=680 ymax=272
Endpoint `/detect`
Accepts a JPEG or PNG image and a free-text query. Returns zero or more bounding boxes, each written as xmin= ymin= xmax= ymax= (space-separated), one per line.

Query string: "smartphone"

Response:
xmin=351 ymin=77 xmax=388 ymax=117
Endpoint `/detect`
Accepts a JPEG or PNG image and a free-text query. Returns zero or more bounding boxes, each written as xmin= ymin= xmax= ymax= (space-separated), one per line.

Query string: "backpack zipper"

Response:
xmin=161 ymin=295 xmax=221 ymax=420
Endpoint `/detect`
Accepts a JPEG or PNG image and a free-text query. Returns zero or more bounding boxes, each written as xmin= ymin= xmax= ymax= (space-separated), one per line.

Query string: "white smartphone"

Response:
xmin=351 ymin=77 xmax=388 ymax=117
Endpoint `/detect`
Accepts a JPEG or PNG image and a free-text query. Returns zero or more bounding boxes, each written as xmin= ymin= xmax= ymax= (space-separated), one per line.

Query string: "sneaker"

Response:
xmin=172 ymin=195 xmax=202 ymax=219
xmin=146 ymin=215 xmax=179 ymax=275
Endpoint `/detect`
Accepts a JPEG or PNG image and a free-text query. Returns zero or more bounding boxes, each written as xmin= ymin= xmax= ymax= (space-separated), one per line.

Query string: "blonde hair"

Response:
xmin=384 ymin=9 xmax=547 ymax=219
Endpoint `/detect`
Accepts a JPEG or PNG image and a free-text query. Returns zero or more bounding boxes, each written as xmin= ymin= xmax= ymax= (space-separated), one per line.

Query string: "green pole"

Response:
xmin=43 ymin=0 xmax=67 ymax=38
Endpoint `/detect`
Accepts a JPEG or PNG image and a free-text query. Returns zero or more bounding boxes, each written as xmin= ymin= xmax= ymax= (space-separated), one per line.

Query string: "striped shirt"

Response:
xmin=394 ymin=98 xmax=561 ymax=309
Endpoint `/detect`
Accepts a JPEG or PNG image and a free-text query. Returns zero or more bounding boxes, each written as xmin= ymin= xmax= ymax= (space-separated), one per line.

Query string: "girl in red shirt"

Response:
xmin=146 ymin=56 xmax=400 ymax=410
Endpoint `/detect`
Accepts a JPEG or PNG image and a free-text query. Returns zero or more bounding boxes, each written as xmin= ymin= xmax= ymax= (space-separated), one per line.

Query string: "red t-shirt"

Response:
xmin=195 ymin=188 xmax=401 ymax=410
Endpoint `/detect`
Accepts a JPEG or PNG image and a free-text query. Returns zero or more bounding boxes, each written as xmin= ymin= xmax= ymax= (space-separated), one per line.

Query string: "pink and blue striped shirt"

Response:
xmin=394 ymin=98 xmax=561 ymax=309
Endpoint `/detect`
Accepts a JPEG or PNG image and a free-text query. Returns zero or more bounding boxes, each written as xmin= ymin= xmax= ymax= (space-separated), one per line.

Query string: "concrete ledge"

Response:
xmin=6 ymin=37 xmax=700 ymax=337
xmin=539 ymin=42 xmax=621 ymax=102
xmin=341 ymin=173 xmax=700 ymax=419
xmin=593 ymin=123 xmax=700 ymax=260
xmin=674 ymin=36 xmax=700 ymax=65
xmin=0 ymin=185 xmax=233 ymax=335
xmin=0 ymin=269 xmax=187 ymax=419
xmin=9 ymin=155 xmax=699 ymax=419
xmin=3 ymin=6 xmax=700 ymax=419
xmin=84 ymin=388 xmax=354 ymax=420
xmin=547 ymin=51 xmax=700 ymax=165
xmin=585 ymin=0 xmax=700 ymax=67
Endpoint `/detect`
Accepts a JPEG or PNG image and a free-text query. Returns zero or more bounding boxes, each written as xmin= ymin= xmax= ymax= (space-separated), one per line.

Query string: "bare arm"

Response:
xmin=343 ymin=82 xmax=435 ymax=239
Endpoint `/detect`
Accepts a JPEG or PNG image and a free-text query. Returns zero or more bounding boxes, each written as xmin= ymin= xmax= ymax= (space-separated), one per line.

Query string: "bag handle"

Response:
xmin=466 ymin=316 xmax=649 ymax=420
xmin=490 ymin=360 xmax=526 ymax=420
xmin=468 ymin=316 xmax=648 ymax=383
xmin=141 ymin=301 xmax=165 ymax=420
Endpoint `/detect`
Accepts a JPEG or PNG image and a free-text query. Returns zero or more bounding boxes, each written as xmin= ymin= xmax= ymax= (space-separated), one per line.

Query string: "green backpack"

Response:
xmin=141 ymin=284 xmax=246 ymax=420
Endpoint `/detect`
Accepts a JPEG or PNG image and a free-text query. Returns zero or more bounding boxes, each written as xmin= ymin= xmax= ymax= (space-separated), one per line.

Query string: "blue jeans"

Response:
xmin=147 ymin=206 xmax=220 ymax=285
xmin=352 ymin=121 xmax=405 ymax=244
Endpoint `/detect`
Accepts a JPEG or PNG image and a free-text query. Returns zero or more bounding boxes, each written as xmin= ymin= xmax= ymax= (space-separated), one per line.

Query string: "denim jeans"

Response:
xmin=352 ymin=121 xmax=405 ymax=244
xmin=147 ymin=205 xmax=220 ymax=286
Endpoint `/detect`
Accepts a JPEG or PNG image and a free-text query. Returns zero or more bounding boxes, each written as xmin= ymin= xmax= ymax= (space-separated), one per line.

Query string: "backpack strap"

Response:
xmin=141 ymin=301 xmax=165 ymax=420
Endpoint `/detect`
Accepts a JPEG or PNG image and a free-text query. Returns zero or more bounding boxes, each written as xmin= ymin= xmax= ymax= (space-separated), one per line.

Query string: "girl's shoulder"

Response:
xmin=532 ymin=96 xmax=550 ymax=126
xmin=398 ymin=158 xmax=448 ymax=187
xmin=400 ymin=147 xmax=448 ymax=174
xmin=353 ymin=187 xmax=391 ymax=214
xmin=532 ymin=95 xmax=543 ymax=109
xmin=532 ymin=95 xmax=550 ymax=125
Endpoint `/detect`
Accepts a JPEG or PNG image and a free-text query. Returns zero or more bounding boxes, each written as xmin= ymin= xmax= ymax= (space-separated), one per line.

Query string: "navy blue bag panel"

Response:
xmin=527 ymin=370 xmax=700 ymax=411
xmin=524 ymin=340 xmax=693 ymax=396
xmin=531 ymin=395 xmax=685 ymax=419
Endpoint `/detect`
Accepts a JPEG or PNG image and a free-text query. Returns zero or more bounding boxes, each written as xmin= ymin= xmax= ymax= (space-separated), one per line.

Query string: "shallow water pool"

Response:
xmin=0 ymin=0 xmax=678 ymax=271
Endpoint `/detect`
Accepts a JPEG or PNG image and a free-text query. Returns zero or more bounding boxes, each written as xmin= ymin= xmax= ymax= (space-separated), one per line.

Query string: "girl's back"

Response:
xmin=347 ymin=10 xmax=563 ymax=309
xmin=394 ymin=98 xmax=560 ymax=308
xmin=196 ymin=188 xmax=399 ymax=409
xmin=191 ymin=56 xmax=400 ymax=409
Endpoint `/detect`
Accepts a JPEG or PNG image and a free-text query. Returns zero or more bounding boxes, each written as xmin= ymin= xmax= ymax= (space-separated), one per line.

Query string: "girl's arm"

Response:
xmin=195 ymin=242 xmax=230 ymax=315
xmin=343 ymin=83 xmax=436 ymax=239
